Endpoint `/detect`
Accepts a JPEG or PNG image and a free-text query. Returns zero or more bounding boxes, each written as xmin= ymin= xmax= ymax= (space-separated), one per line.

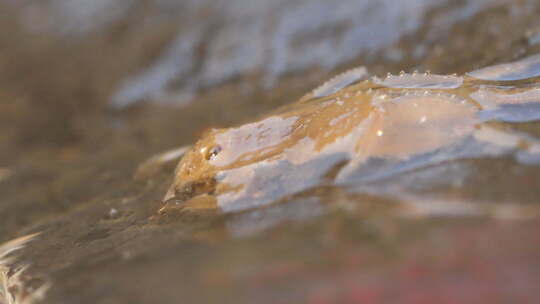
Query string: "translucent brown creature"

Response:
xmin=139 ymin=55 xmax=540 ymax=213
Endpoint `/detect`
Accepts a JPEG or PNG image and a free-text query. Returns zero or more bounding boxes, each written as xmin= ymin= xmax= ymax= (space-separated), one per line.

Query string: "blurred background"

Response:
xmin=2 ymin=0 xmax=540 ymax=303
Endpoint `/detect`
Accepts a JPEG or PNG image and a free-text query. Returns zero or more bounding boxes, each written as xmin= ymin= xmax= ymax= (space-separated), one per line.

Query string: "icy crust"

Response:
xmin=467 ymin=53 xmax=540 ymax=81
xmin=311 ymin=67 xmax=368 ymax=98
xmin=372 ymin=72 xmax=463 ymax=89
xmin=102 ymin=0 xmax=504 ymax=107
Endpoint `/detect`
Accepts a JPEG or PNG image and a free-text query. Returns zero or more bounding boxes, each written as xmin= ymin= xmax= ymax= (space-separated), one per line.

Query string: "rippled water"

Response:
xmin=11 ymin=0 xmax=505 ymax=108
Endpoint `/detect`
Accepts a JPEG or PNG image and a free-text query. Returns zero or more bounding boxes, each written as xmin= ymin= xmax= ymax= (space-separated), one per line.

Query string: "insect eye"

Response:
xmin=206 ymin=145 xmax=222 ymax=160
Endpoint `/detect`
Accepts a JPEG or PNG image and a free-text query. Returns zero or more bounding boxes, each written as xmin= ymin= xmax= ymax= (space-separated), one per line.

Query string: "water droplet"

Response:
xmin=106 ymin=208 xmax=120 ymax=220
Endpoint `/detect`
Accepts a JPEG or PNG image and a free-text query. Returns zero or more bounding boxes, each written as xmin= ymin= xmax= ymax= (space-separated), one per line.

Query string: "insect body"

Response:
xmin=160 ymin=54 xmax=540 ymax=213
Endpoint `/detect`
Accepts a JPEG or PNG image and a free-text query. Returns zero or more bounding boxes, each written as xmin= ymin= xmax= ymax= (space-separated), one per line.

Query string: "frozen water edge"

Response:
xmin=106 ymin=0 xmax=505 ymax=108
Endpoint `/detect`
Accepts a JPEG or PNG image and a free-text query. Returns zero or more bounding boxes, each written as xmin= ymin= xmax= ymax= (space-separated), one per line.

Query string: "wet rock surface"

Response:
xmin=2 ymin=0 xmax=540 ymax=303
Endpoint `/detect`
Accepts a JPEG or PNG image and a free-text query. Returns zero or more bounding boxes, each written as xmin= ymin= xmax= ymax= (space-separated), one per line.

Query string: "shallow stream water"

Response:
xmin=2 ymin=1 xmax=540 ymax=303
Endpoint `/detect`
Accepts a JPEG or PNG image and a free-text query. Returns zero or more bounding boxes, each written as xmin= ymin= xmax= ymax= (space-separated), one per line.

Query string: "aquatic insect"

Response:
xmin=157 ymin=54 xmax=540 ymax=213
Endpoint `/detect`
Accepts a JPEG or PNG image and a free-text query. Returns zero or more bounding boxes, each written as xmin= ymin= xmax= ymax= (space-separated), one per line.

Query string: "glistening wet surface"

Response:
xmin=161 ymin=55 xmax=540 ymax=214
xmin=2 ymin=1 xmax=540 ymax=303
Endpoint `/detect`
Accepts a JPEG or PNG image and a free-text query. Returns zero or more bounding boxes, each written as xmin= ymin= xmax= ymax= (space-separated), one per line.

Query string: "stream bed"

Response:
xmin=2 ymin=1 xmax=540 ymax=303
